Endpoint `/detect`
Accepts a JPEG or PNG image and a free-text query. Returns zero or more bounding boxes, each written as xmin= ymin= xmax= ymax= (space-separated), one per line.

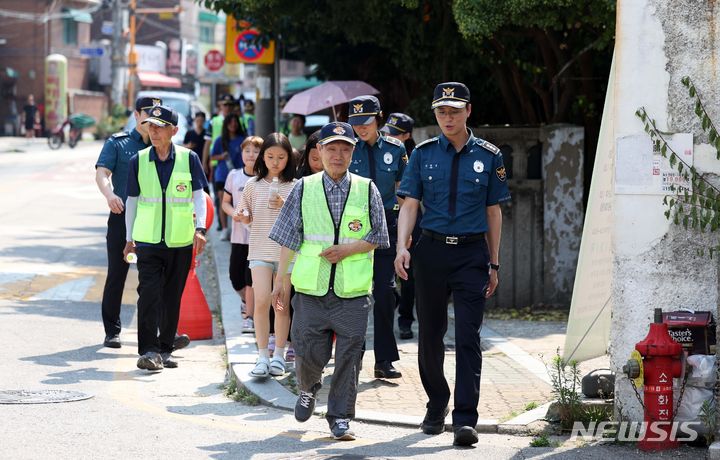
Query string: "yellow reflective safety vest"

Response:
xmin=291 ymin=172 xmax=374 ymax=298
xmin=132 ymin=145 xmax=195 ymax=247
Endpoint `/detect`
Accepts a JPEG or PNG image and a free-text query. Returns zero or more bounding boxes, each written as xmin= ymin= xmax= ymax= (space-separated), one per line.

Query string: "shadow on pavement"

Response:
xmin=19 ymin=343 xmax=135 ymax=367
xmin=41 ymin=367 xmax=145 ymax=385
xmin=0 ymin=242 xmax=106 ymax=266
xmin=3 ymin=299 xmax=135 ymax=326
xmin=199 ymin=430 xmax=457 ymax=459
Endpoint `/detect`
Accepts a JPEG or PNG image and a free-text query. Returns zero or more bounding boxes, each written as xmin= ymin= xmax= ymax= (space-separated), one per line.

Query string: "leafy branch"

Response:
xmin=635 ymin=77 xmax=720 ymax=238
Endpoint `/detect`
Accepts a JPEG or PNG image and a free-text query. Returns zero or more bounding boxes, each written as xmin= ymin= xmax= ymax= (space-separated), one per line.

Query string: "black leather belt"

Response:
xmin=422 ymin=229 xmax=485 ymax=245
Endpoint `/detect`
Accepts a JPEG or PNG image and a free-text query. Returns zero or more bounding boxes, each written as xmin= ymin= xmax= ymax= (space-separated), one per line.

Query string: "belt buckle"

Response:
xmin=445 ymin=236 xmax=458 ymax=245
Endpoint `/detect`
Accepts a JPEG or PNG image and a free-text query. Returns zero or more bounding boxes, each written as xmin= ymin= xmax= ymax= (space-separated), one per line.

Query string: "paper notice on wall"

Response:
xmin=615 ymin=133 xmax=693 ymax=195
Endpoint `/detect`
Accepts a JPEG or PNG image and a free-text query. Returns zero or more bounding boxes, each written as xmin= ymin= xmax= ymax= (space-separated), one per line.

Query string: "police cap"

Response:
xmin=380 ymin=113 xmax=415 ymax=135
xmin=431 ymin=82 xmax=470 ymax=109
xmin=318 ymin=122 xmax=357 ymax=145
xmin=347 ymin=95 xmax=382 ymax=126
xmin=135 ymin=96 xmax=163 ymax=113
xmin=141 ymin=105 xmax=179 ymax=127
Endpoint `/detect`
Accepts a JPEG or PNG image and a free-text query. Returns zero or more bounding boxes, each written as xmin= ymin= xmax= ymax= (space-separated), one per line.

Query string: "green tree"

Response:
xmin=201 ymin=0 xmax=614 ymax=132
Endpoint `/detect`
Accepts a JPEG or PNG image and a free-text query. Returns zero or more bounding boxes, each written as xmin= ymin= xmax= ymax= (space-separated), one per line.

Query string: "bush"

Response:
xmin=95 ymin=104 xmax=128 ymax=140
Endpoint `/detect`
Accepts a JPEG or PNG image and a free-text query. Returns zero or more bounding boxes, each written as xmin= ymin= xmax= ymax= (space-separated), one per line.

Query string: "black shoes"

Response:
xmin=173 ymin=333 xmax=190 ymax=351
xmin=399 ymin=326 xmax=413 ymax=340
xmin=103 ymin=334 xmax=121 ymax=348
xmin=160 ymin=352 xmax=178 ymax=368
xmin=453 ymin=425 xmax=479 ymax=446
xmin=330 ymin=418 xmax=356 ymax=441
xmin=374 ymin=361 xmax=402 ymax=379
xmin=137 ymin=352 xmax=163 ymax=371
xmin=421 ymin=406 xmax=449 ymax=434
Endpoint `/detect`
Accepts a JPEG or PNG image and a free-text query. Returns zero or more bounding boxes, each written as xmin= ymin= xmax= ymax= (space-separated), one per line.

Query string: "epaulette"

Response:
xmin=383 ymin=135 xmax=403 ymax=147
xmin=111 ymin=131 xmax=129 ymax=139
xmin=476 ymin=138 xmax=500 ymax=155
xmin=415 ymin=136 xmax=439 ymax=149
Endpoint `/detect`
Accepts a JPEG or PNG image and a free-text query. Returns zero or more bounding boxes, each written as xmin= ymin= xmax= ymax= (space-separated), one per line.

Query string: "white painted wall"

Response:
xmin=611 ymin=0 xmax=720 ymax=421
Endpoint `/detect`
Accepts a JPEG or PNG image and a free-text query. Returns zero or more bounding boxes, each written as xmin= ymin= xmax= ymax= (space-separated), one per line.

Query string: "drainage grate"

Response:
xmin=0 ymin=390 xmax=93 ymax=404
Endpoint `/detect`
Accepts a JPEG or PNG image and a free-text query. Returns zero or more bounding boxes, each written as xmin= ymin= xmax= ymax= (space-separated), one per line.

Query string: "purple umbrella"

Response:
xmin=282 ymin=81 xmax=380 ymax=119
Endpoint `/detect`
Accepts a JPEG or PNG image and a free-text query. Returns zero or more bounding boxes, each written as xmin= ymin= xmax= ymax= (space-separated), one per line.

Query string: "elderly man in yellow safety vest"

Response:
xmin=123 ymin=105 xmax=209 ymax=372
xmin=268 ymin=122 xmax=389 ymax=441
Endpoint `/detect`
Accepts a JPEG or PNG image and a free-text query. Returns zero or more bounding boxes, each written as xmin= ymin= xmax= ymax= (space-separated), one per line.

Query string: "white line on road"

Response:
xmin=29 ymin=275 xmax=95 ymax=302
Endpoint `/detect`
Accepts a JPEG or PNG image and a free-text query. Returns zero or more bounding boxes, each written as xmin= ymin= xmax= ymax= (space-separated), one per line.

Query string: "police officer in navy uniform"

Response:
xmin=95 ymin=96 xmax=160 ymax=348
xmin=394 ymin=82 xmax=511 ymax=446
xmin=380 ymin=113 xmax=418 ymax=340
xmin=347 ymin=95 xmax=406 ymax=379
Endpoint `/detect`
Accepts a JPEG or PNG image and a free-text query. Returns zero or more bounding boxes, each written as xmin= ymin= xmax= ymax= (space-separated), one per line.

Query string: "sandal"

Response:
xmin=250 ymin=357 xmax=270 ymax=378
xmin=269 ymin=355 xmax=286 ymax=376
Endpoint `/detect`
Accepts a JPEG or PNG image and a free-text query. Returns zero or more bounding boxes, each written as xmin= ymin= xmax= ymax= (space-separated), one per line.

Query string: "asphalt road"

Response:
xmin=0 ymin=140 xmax=707 ymax=459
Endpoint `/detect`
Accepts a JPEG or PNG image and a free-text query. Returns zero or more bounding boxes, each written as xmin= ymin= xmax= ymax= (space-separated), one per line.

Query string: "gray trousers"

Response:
xmin=291 ymin=291 xmax=371 ymax=424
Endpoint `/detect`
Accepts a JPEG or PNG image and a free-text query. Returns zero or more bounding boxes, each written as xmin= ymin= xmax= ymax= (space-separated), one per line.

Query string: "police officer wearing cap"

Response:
xmin=381 ymin=113 xmax=418 ymax=340
xmin=394 ymin=82 xmax=511 ymax=446
xmin=95 ymin=95 xmax=160 ymax=349
xmin=269 ymin=122 xmax=389 ymax=440
xmin=347 ymin=95 xmax=406 ymax=379
xmin=124 ymin=105 xmax=209 ymax=371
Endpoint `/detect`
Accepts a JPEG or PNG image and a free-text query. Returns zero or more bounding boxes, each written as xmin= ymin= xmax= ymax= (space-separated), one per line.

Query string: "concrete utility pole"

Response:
xmin=110 ymin=0 xmax=124 ymax=107
xmin=255 ymin=63 xmax=274 ymax=137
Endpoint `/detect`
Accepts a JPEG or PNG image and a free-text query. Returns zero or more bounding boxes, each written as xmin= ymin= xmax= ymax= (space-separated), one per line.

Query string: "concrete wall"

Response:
xmin=611 ymin=0 xmax=720 ymax=421
xmin=413 ymin=125 xmax=584 ymax=308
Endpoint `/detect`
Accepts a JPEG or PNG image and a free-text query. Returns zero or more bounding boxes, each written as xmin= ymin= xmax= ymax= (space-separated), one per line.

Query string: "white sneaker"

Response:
xmin=269 ymin=355 xmax=286 ymax=376
xmin=242 ymin=317 xmax=255 ymax=333
xmin=250 ymin=356 xmax=270 ymax=378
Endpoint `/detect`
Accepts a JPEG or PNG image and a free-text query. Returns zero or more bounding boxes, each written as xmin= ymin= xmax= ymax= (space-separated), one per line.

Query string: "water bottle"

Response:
xmin=268 ymin=177 xmax=279 ymax=209
xmin=126 ymin=253 xmax=137 ymax=264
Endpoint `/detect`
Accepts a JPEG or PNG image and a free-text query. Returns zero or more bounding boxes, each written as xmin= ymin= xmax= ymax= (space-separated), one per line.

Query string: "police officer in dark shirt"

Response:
xmin=347 ymin=95 xmax=406 ymax=379
xmin=381 ymin=113 xmax=418 ymax=340
xmin=95 ymin=96 xmax=160 ymax=348
xmin=394 ymin=82 xmax=511 ymax=447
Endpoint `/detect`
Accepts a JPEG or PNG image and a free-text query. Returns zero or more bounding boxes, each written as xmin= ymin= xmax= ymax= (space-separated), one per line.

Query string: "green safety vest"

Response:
xmin=210 ymin=115 xmax=224 ymax=167
xmin=291 ymin=172 xmax=374 ymax=298
xmin=132 ymin=145 xmax=195 ymax=247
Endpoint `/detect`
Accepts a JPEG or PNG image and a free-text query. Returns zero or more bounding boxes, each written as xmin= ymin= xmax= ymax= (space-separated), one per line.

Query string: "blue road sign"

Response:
xmin=80 ymin=47 xmax=104 ymax=57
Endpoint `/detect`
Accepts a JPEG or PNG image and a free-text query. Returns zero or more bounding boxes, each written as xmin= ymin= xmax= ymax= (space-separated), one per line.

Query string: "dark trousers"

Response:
xmin=413 ymin=234 xmax=490 ymax=427
xmin=397 ymin=211 xmax=422 ymax=328
xmin=135 ymin=245 xmax=193 ymax=355
xmin=372 ymin=209 xmax=399 ymax=363
xmin=101 ymin=212 xmax=130 ymax=336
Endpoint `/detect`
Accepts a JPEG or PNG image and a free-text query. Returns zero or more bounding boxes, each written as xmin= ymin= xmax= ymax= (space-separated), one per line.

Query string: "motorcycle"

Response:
xmin=47 ymin=113 xmax=95 ymax=150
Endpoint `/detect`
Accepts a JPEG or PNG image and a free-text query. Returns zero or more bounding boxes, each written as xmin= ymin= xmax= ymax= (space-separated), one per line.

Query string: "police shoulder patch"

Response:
xmin=111 ymin=131 xmax=129 ymax=139
xmin=415 ymin=136 xmax=439 ymax=149
xmin=383 ymin=135 xmax=403 ymax=147
xmin=476 ymin=138 xmax=500 ymax=155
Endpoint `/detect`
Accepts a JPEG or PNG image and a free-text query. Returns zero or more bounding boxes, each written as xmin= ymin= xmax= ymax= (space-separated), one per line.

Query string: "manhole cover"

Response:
xmin=0 ymin=390 xmax=93 ymax=404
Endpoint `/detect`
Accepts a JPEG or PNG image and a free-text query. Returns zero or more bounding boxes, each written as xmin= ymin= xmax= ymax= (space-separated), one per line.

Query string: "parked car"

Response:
xmin=123 ymin=91 xmax=207 ymax=144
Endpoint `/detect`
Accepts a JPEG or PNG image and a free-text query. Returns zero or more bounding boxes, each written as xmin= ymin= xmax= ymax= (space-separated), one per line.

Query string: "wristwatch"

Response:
xmin=489 ymin=263 xmax=500 ymax=271
xmin=195 ymin=228 xmax=207 ymax=236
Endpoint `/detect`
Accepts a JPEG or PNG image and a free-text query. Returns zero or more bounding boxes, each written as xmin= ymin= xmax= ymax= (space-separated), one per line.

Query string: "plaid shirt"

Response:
xmin=269 ymin=171 xmax=389 ymax=252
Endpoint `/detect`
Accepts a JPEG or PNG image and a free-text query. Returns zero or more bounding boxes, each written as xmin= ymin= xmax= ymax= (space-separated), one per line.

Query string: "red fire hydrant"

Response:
xmin=634 ymin=308 xmax=683 ymax=451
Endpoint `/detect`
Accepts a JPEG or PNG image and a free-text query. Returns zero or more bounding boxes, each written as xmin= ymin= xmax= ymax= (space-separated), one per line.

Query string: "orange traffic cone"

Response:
xmin=177 ymin=192 xmax=215 ymax=340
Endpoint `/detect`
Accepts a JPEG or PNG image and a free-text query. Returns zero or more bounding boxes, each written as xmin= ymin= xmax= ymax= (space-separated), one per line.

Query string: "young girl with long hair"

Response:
xmin=239 ymin=133 xmax=297 ymax=378
xmin=211 ymin=113 xmax=247 ymax=240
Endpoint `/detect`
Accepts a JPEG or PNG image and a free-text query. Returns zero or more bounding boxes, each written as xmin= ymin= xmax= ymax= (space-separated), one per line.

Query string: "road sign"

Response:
xmin=204 ymin=50 xmax=224 ymax=72
xmin=80 ymin=47 xmax=104 ymax=57
xmin=225 ymin=18 xmax=275 ymax=64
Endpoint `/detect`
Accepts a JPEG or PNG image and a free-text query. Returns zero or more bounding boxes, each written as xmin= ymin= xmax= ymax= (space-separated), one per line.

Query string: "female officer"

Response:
xmin=347 ymin=95 xmax=406 ymax=379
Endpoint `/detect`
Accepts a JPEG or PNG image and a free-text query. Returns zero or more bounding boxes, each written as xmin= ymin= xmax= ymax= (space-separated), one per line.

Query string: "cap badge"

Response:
xmin=384 ymin=153 xmax=393 ymax=165
xmin=333 ymin=126 xmax=345 ymax=135
xmin=473 ymin=160 xmax=484 ymax=173
xmin=353 ymin=103 xmax=364 ymax=114
xmin=152 ymin=99 xmax=161 ymax=106
xmin=442 ymin=87 xmax=455 ymax=97
xmin=348 ymin=219 xmax=363 ymax=232
xmin=388 ymin=116 xmax=397 ymax=125
xmin=152 ymin=108 xmax=162 ymax=117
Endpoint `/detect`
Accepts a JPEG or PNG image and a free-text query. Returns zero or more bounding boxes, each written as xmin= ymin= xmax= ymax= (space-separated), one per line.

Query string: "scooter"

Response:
xmin=47 ymin=113 xmax=95 ymax=150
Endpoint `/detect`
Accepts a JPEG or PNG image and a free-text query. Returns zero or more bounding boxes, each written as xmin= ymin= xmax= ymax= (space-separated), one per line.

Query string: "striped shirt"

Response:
xmin=241 ymin=176 xmax=297 ymax=262
xmin=268 ymin=171 xmax=389 ymax=252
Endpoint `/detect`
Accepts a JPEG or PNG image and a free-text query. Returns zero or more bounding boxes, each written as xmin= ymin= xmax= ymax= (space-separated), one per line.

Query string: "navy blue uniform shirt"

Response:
xmin=126 ymin=145 xmax=208 ymax=197
xmin=95 ymin=129 xmax=149 ymax=202
xmin=350 ymin=134 xmax=406 ymax=210
xmin=397 ymin=129 xmax=511 ymax=234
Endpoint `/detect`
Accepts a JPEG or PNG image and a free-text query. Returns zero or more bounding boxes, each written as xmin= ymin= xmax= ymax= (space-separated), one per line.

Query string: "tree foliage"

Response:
xmin=200 ymin=0 xmax=614 ymax=129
